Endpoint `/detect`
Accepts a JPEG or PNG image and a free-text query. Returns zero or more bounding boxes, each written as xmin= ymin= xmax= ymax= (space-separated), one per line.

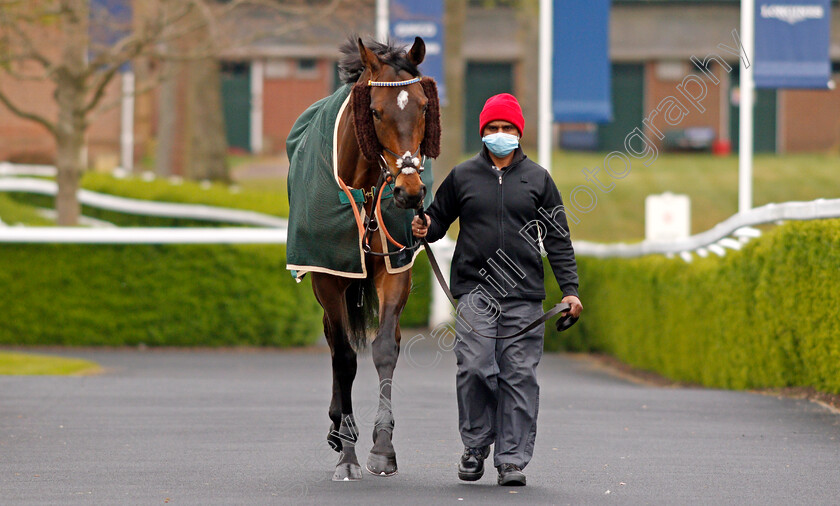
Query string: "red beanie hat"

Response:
xmin=479 ymin=93 xmax=525 ymax=137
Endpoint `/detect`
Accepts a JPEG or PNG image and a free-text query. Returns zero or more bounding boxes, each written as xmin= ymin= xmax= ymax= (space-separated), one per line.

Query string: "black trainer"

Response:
xmin=497 ymin=463 xmax=526 ymax=486
xmin=457 ymin=446 xmax=490 ymax=481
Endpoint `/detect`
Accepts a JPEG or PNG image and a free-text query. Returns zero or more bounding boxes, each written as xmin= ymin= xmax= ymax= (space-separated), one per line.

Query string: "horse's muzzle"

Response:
xmin=392 ymin=185 xmax=426 ymax=209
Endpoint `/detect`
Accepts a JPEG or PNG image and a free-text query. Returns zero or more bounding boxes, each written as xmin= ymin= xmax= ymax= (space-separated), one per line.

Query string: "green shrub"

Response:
xmin=5 ymin=192 xmax=236 ymax=228
xmin=0 ymin=244 xmax=323 ymax=347
xmin=0 ymin=194 xmax=53 ymax=226
xmin=400 ymin=250 xmax=431 ymax=328
xmin=81 ymin=172 xmax=289 ymax=217
xmin=545 ymin=219 xmax=840 ymax=394
xmin=0 ymin=242 xmax=432 ymax=347
xmin=6 ymin=170 xmax=289 ymax=226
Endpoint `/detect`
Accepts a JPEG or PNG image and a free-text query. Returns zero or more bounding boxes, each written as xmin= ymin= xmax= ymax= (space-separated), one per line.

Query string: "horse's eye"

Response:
xmin=421 ymin=104 xmax=428 ymax=114
xmin=371 ymin=109 xmax=381 ymax=121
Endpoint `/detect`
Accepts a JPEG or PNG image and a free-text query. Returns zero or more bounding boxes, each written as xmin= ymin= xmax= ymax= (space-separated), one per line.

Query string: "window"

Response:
xmin=296 ymin=58 xmax=319 ymax=79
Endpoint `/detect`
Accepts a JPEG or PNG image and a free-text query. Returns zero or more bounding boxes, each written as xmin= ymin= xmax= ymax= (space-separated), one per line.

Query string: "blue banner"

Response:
xmin=90 ymin=0 xmax=133 ymax=72
xmin=390 ymin=0 xmax=446 ymax=103
xmin=552 ymin=0 xmax=612 ymax=123
xmin=755 ymin=0 xmax=832 ymax=89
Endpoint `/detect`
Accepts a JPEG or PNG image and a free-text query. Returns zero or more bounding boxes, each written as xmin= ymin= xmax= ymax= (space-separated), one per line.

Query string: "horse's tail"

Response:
xmin=344 ymin=277 xmax=378 ymax=351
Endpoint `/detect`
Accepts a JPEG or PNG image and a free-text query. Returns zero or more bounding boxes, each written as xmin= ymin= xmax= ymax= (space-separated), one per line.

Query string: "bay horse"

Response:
xmin=310 ymin=36 xmax=440 ymax=481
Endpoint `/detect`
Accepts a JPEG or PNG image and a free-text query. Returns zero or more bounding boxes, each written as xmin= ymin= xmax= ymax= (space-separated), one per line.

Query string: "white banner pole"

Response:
xmin=538 ymin=0 xmax=553 ymax=171
xmin=377 ymin=0 xmax=389 ymax=43
xmin=739 ymin=0 xmax=755 ymax=214
xmin=120 ymin=71 xmax=135 ymax=173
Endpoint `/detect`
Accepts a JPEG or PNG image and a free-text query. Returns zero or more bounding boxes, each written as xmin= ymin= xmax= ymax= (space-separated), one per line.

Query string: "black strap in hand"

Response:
xmin=416 ymin=208 xmax=578 ymax=339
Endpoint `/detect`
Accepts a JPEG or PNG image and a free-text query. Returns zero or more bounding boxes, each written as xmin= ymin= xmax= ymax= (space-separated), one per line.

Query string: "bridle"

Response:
xmin=338 ymin=76 xmax=427 ymax=258
xmin=336 ymin=76 xmax=580 ymax=337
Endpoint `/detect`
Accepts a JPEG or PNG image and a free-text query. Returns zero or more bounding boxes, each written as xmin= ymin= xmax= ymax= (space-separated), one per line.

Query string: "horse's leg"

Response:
xmin=326 ymin=313 xmax=344 ymax=453
xmin=366 ymin=268 xmax=411 ymax=477
xmin=312 ymin=273 xmax=362 ymax=481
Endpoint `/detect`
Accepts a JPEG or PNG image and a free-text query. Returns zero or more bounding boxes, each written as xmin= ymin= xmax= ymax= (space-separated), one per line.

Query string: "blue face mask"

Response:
xmin=482 ymin=132 xmax=520 ymax=157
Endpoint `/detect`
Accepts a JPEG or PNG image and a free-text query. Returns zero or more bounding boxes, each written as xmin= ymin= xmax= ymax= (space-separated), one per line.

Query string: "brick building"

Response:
xmin=1 ymin=0 xmax=838 ymax=171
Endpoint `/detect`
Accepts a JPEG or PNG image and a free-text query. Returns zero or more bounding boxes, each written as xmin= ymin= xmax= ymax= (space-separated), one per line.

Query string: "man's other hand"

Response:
xmin=561 ymin=295 xmax=583 ymax=318
xmin=412 ymin=215 xmax=430 ymax=238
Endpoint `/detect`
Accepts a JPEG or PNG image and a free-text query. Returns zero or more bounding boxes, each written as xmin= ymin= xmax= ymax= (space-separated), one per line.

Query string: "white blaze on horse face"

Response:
xmin=397 ymin=90 xmax=409 ymax=110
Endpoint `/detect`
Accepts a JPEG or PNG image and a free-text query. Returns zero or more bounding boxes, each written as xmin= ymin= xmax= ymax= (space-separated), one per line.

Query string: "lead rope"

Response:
xmin=415 ymin=206 xmax=578 ymax=339
xmin=338 ymin=171 xmax=418 ymax=256
xmin=374 ymin=175 xmax=407 ymax=249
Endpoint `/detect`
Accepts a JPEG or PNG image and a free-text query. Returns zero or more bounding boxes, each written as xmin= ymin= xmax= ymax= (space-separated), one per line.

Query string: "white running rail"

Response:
xmin=573 ymin=198 xmax=840 ymax=259
xmin=0 ymin=177 xmax=287 ymax=228
xmin=0 ymin=227 xmax=286 ymax=244
xmin=0 ymin=162 xmax=57 ymax=178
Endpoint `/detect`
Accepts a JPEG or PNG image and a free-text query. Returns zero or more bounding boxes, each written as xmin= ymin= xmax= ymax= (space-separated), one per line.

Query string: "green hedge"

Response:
xmin=5 ymin=192 xmax=238 ymax=228
xmin=4 ymin=172 xmax=288 ymax=225
xmin=81 ymin=173 xmax=288 ymax=217
xmin=0 ymin=242 xmax=431 ymax=347
xmin=545 ymin=219 xmax=840 ymax=394
xmin=6 ymin=170 xmax=288 ymax=227
xmin=0 ymin=244 xmax=323 ymax=347
xmin=0 ymin=194 xmax=53 ymax=226
xmin=400 ymin=250 xmax=431 ymax=328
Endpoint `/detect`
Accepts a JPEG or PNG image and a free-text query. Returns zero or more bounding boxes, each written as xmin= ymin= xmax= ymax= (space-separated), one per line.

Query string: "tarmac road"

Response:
xmin=1 ymin=339 xmax=838 ymax=505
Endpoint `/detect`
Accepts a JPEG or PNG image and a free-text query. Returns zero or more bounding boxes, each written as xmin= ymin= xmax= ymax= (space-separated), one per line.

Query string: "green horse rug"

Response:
xmin=285 ymin=84 xmax=433 ymax=280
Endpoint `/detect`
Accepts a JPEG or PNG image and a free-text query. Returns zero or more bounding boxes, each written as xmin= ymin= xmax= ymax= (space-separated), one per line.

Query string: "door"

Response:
xmin=221 ymin=62 xmax=251 ymax=152
xmin=597 ymin=63 xmax=644 ymax=152
xmin=729 ymin=65 xmax=777 ymax=153
xmin=464 ymin=62 xmax=514 ymax=153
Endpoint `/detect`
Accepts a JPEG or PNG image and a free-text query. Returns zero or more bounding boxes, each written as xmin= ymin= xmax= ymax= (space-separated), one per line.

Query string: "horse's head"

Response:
xmin=351 ymin=37 xmax=441 ymax=210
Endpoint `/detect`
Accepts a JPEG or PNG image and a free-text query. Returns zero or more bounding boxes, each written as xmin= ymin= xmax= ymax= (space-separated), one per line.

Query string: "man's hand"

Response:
xmin=561 ymin=295 xmax=583 ymax=318
xmin=412 ymin=215 xmax=431 ymax=238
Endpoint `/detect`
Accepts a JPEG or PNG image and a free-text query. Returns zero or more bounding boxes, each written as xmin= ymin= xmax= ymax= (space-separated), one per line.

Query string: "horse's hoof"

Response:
xmin=332 ymin=462 xmax=362 ymax=481
xmin=366 ymin=452 xmax=398 ymax=477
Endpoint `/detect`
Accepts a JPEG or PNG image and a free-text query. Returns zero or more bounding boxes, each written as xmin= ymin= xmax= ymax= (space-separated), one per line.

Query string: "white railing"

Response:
xmin=0 ymin=162 xmax=57 ymax=178
xmin=0 ymin=177 xmax=287 ymax=228
xmin=0 ymin=227 xmax=286 ymax=244
xmin=573 ymin=197 xmax=840 ymax=261
xmin=1 ymin=158 xmax=837 ymax=264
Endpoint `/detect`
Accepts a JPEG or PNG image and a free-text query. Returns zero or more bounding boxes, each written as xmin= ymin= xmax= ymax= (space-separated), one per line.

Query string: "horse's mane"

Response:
xmin=338 ymin=36 xmax=421 ymax=84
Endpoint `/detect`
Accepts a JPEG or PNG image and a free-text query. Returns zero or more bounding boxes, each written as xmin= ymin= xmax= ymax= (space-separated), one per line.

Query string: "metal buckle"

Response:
xmin=363 ymin=186 xmax=375 ymax=203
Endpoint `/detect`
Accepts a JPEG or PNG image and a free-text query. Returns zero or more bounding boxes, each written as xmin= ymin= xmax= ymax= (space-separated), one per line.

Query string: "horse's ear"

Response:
xmin=351 ymin=82 xmax=382 ymax=161
xmin=406 ymin=37 xmax=425 ymax=66
xmin=357 ymin=38 xmax=381 ymax=75
xmin=420 ymin=77 xmax=441 ymax=159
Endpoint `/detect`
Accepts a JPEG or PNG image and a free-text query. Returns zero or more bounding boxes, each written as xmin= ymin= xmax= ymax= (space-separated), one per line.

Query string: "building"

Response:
xmin=1 ymin=0 xmax=839 ymax=172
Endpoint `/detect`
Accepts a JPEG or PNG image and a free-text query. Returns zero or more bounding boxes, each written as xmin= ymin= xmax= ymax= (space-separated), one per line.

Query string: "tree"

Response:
xmin=0 ymin=0 xmax=354 ymax=225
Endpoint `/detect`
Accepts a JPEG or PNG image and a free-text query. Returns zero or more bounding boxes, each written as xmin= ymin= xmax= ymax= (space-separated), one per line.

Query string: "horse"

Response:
xmin=304 ymin=36 xmax=440 ymax=481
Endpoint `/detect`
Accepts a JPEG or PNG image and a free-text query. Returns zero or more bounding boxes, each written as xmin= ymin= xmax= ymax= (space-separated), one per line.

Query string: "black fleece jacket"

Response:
xmin=425 ymin=146 xmax=579 ymax=301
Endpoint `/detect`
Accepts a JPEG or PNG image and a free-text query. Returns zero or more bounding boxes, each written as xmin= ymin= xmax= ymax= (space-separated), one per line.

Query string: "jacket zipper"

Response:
xmin=498 ymin=171 xmax=505 ymax=253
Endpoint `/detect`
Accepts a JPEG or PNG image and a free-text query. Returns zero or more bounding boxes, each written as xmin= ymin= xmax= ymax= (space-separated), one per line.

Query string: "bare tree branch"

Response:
xmin=0 ymin=86 xmax=56 ymax=134
xmin=0 ymin=11 xmax=55 ymax=72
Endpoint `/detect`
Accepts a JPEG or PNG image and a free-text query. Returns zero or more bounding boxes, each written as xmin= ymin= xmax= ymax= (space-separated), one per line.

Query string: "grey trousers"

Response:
xmin=454 ymin=295 xmax=544 ymax=469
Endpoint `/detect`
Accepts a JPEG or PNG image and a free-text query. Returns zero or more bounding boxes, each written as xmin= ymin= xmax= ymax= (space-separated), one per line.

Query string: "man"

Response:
xmin=412 ymin=93 xmax=582 ymax=486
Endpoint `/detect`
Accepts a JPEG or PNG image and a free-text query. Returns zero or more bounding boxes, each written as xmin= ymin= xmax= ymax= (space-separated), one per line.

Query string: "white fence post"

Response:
xmin=428 ymin=235 xmax=456 ymax=327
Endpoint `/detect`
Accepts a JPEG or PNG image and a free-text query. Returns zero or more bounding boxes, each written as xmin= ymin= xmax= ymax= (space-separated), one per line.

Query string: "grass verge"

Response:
xmin=0 ymin=351 xmax=101 ymax=375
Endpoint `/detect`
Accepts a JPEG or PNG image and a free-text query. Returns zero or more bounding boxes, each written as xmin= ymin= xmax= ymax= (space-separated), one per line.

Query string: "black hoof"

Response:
xmin=366 ymin=452 xmax=398 ymax=477
xmin=327 ymin=422 xmax=342 ymax=453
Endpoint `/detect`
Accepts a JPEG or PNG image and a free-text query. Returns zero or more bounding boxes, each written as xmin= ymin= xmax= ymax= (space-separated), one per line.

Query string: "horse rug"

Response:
xmin=285 ymin=84 xmax=433 ymax=280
